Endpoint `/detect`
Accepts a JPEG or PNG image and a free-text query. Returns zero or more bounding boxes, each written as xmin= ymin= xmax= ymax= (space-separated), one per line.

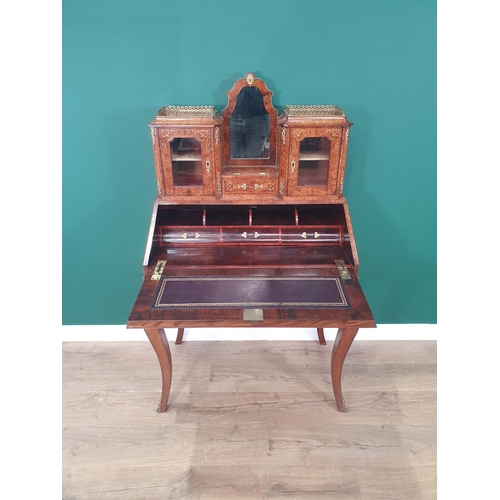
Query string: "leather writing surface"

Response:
xmin=151 ymin=276 xmax=351 ymax=309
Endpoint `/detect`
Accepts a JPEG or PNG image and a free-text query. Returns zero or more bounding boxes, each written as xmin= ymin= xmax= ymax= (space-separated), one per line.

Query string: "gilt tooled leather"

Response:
xmin=151 ymin=276 xmax=350 ymax=309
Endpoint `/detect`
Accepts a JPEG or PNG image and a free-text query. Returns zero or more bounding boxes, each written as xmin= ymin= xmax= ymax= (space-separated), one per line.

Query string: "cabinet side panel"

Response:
xmin=342 ymin=200 xmax=359 ymax=267
xmin=142 ymin=200 xmax=161 ymax=268
xmin=149 ymin=126 xmax=162 ymax=196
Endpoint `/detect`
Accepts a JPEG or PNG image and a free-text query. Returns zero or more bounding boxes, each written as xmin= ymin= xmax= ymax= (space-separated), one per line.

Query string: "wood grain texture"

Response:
xmin=63 ymin=340 xmax=436 ymax=499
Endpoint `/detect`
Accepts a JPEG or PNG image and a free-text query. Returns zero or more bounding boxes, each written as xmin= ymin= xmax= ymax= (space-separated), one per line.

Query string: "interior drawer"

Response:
xmin=222 ymin=176 xmax=279 ymax=195
xmin=281 ymin=226 xmax=341 ymax=243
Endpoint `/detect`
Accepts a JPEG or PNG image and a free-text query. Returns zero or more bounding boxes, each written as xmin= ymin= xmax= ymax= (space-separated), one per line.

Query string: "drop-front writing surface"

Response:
xmin=129 ymin=73 xmax=376 ymax=413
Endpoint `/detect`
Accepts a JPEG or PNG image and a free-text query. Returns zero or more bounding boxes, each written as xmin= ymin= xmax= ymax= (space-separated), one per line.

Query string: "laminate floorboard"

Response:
xmin=62 ymin=340 xmax=436 ymax=499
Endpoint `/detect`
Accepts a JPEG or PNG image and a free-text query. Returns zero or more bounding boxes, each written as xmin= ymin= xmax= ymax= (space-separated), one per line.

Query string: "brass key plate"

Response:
xmin=243 ymin=309 xmax=264 ymax=322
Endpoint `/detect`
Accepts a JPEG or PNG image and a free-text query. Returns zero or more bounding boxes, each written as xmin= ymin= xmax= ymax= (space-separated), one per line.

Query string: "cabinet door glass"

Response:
xmin=298 ymin=137 xmax=330 ymax=187
xmin=170 ymin=138 xmax=203 ymax=187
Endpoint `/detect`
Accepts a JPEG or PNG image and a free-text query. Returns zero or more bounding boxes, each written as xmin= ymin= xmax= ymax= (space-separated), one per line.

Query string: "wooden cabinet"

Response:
xmin=279 ymin=106 xmax=351 ymax=197
xmin=150 ymin=107 xmax=222 ymax=197
xmin=148 ymin=78 xmax=351 ymax=202
xmin=129 ymin=73 xmax=376 ymax=413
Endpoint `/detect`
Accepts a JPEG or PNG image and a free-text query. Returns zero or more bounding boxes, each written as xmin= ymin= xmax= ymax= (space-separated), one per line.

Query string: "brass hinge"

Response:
xmin=335 ymin=260 xmax=351 ymax=280
xmin=151 ymin=260 xmax=167 ymax=280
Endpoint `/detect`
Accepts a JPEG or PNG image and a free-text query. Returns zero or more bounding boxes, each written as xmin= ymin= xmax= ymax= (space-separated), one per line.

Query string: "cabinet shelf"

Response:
xmin=157 ymin=244 xmax=353 ymax=268
xmin=172 ymin=153 xmax=203 ymax=161
xmin=299 ymin=152 xmax=329 ymax=161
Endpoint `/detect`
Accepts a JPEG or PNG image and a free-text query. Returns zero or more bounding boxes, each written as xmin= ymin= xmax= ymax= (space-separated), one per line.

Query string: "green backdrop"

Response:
xmin=62 ymin=0 xmax=436 ymax=325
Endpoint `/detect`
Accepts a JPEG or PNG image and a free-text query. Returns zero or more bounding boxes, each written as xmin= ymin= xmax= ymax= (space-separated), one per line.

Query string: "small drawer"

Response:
xmin=161 ymin=227 xmax=220 ymax=244
xmin=222 ymin=176 xmax=279 ymax=195
xmin=281 ymin=227 xmax=341 ymax=243
xmin=222 ymin=227 xmax=279 ymax=243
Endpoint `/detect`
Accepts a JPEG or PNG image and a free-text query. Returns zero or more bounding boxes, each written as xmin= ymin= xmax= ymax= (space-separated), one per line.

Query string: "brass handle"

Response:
xmin=239 ymin=183 xmax=261 ymax=190
xmin=181 ymin=233 xmax=201 ymax=240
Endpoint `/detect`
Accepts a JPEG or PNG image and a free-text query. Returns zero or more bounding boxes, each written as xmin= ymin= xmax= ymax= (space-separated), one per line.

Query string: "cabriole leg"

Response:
xmin=144 ymin=328 xmax=172 ymax=412
xmin=331 ymin=327 xmax=358 ymax=412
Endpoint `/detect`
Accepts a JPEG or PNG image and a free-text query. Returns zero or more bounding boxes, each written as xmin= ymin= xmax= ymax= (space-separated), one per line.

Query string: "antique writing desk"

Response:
xmin=127 ymin=74 xmax=376 ymax=412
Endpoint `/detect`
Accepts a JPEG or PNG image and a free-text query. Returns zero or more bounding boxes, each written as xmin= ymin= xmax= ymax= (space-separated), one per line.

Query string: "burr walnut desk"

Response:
xmin=127 ymin=73 xmax=376 ymax=412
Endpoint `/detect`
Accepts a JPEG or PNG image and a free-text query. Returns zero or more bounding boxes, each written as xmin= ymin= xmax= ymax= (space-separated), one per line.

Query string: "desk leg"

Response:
xmin=331 ymin=327 xmax=358 ymax=412
xmin=144 ymin=328 xmax=172 ymax=412
xmin=317 ymin=328 xmax=326 ymax=345
xmin=175 ymin=328 xmax=185 ymax=344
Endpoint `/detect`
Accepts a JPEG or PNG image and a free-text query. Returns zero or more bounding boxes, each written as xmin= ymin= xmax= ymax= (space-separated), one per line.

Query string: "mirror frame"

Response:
xmin=222 ymin=73 xmax=278 ymax=167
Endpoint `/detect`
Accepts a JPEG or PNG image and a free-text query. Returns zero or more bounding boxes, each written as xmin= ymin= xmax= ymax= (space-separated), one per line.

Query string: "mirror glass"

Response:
xmin=230 ymin=86 xmax=270 ymax=159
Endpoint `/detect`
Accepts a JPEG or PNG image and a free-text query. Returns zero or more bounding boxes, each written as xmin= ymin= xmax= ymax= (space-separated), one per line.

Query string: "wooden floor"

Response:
xmin=62 ymin=339 xmax=436 ymax=499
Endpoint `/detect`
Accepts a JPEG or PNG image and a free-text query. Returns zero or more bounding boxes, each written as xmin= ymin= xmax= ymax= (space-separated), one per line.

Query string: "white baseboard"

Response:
xmin=61 ymin=324 xmax=438 ymax=342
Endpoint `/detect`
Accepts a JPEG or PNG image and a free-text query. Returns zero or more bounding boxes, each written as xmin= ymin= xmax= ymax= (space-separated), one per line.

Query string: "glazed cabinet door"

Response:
xmin=287 ymin=127 xmax=344 ymax=196
xmin=155 ymin=127 xmax=215 ymax=196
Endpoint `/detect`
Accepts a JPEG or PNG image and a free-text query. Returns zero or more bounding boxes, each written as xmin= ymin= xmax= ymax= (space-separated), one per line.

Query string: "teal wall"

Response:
xmin=63 ymin=0 xmax=436 ymax=325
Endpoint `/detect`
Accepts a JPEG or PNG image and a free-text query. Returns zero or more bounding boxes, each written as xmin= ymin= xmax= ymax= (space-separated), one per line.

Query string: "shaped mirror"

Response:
xmin=222 ymin=73 xmax=277 ymax=167
xmin=230 ymin=86 xmax=270 ymax=159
